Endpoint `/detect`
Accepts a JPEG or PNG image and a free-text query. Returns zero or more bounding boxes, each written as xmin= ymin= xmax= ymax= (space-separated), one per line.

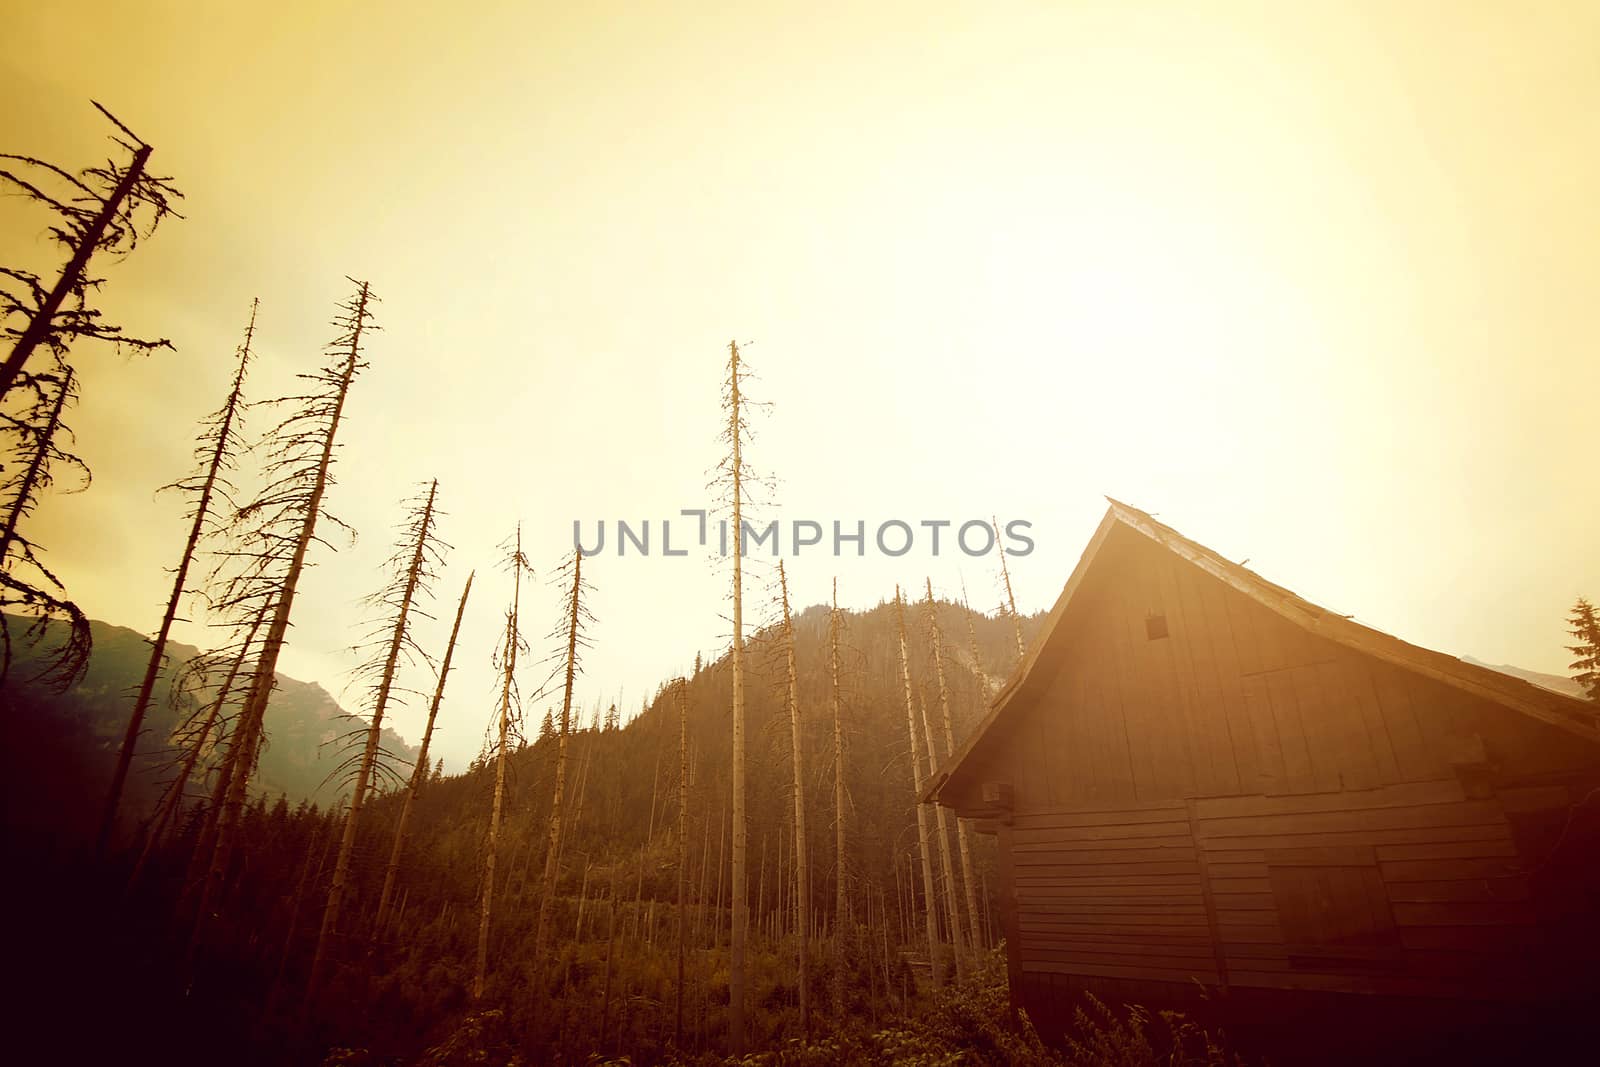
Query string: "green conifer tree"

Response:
xmin=1566 ymin=597 xmax=1600 ymax=702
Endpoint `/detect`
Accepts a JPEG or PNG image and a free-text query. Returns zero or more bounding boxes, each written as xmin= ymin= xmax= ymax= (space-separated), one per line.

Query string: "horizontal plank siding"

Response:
xmin=976 ymin=522 xmax=1600 ymax=1019
xmin=1011 ymin=806 xmax=1219 ymax=985
xmin=1186 ymin=782 xmax=1536 ymax=997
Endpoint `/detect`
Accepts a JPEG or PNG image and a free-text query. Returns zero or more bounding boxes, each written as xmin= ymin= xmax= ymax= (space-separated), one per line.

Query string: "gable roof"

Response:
xmin=927 ymin=498 xmax=1600 ymax=804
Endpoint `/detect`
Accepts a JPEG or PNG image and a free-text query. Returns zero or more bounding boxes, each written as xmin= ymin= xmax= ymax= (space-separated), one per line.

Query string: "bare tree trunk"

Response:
xmin=307 ymin=480 xmax=440 ymax=1001
xmin=475 ymin=527 xmax=527 ymax=999
xmin=726 ymin=339 xmax=749 ymax=1053
xmin=556 ymin=724 xmax=595 ymax=907
xmin=533 ymin=550 xmax=585 ymax=971
xmin=757 ymin=836 xmax=767 ymax=944
xmin=182 ymin=623 xmax=266 ymax=900
xmin=993 ymin=516 xmax=1025 ymax=661
xmin=925 ymin=580 xmax=983 ymax=960
xmin=189 ymin=281 xmax=373 ymax=966
xmin=829 ymin=579 xmax=848 ymax=1017
xmin=374 ymin=570 xmax=473 ymax=934
xmin=776 ymin=561 xmax=810 ymax=1034
xmin=0 ymin=368 xmax=72 ymax=561
xmin=715 ymin=807 xmax=726 ymax=947
xmin=98 ymin=304 xmax=256 ymax=855
xmin=894 ymin=587 xmax=943 ymax=989
xmin=633 ymin=749 xmax=662 ymax=936
xmin=674 ymin=681 xmax=688 ymax=1047
xmin=0 ymin=144 xmax=151 ymax=402
xmin=600 ymin=864 xmax=621 ymax=1048
xmin=697 ymin=811 xmax=711 ymax=947
xmin=918 ymin=686 xmax=966 ymax=981
xmin=959 ymin=576 xmax=995 ymax=700
xmin=129 ymin=605 xmax=266 ymax=891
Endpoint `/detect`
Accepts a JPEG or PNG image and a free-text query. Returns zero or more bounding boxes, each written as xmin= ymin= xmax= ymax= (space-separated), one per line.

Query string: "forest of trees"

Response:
xmin=0 ymin=103 xmax=1074 ymax=1066
xmin=4 ymin=102 xmax=1595 ymax=1067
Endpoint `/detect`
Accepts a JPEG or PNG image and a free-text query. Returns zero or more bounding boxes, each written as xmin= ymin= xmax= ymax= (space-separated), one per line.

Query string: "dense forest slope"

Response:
xmin=7 ymin=601 xmax=1585 ymax=1065
xmin=5 ymin=595 xmax=1043 ymax=1065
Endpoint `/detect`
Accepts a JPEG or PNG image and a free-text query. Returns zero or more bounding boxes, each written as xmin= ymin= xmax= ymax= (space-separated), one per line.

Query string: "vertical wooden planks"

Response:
xmin=1369 ymin=662 xmax=1445 ymax=782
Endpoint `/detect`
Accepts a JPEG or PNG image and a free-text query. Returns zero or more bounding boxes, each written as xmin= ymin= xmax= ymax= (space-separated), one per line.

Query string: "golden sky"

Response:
xmin=5 ymin=2 xmax=1596 ymax=770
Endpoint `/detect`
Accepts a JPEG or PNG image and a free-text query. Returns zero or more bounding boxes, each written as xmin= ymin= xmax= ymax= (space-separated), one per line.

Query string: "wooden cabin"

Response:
xmin=927 ymin=500 xmax=1600 ymax=1056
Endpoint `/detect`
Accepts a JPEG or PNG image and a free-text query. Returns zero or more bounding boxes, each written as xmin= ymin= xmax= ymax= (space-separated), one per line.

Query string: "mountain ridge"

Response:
xmin=0 ymin=615 xmax=421 ymax=842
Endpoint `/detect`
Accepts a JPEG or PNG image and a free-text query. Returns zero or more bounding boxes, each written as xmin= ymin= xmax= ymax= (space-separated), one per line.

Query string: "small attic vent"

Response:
xmin=1145 ymin=613 xmax=1169 ymax=640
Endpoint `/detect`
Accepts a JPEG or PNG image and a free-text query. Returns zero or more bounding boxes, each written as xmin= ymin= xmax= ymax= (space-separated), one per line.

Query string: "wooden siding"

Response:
xmin=966 ymin=521 xmax=1600 ymax=1013
xmin=1004 ymin=782 xmax=1561 ymax=1001
xmin=954 ymin=524 xmax=1592 ymax=817
xmin=1192 ymin=779 xmax=1540 ymax=998
xmin=1008 ymin=805 xmax=1221 ymax=986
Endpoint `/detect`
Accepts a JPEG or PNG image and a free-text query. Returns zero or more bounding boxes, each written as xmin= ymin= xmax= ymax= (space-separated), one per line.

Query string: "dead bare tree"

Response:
xmin=993 ymin=515 xmax=1025 ymax=661
xmin=307 ymin=479 xmax=446 ymax=1000
xmin=0 ymin=366 xmax=90 ymax=686
xmin=374 ymin=570 xmax=474 ymax=935
xmin=894 ymin=586 xmax=943 ymax=989
xmin=924 ymin=579 xmax=983 ymax=958
xmin=917 ymin=681 xmax=966 ymax=981
xmin=97 ymin=301 xmax=257 ymax=853
xmin=475 ymin=526 xmax=532 ymax=1000
xmin=718 ymin=339 xmax=756 ymax=1052
xmin=958 ymin=575 xmax=995 ymax=700
xmin=0 ymin=101 xmax=183 ymax=403
xmin=1 ymin=104 xmax=181 ymax=686
xmin=0 ymin=367 xmax=74 ymax=560
xmin=533 ymin=549 xmax=595 ymax=971
xmin=777 ymin=560 xmax=810 ymax=1033
xmin=127 ymin=602 xmax=268 ymax=890
xmin=674 ymin=678 xmax=689 ymax=1047
xmin=829 ymin=578 xmax=848 ymax=1017
xmin=188 ymin=280 xmax=375 ymax=961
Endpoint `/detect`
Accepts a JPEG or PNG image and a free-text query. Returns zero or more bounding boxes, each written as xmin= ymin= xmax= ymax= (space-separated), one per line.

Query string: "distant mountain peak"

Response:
xmin=5 ymin=615 xmax=420 ymax=818
xmin=1459 ymin=656 xmax=1585 ymax=700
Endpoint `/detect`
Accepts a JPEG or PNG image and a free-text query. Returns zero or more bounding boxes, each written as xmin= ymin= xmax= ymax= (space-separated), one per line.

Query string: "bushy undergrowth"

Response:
xmin=395 ymin=948 xmax=1248 ymax=1067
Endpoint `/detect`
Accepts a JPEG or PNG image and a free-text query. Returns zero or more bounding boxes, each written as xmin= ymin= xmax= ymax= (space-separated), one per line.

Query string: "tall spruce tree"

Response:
xmin=1567 ymin=597 xmax=1600 ymax=702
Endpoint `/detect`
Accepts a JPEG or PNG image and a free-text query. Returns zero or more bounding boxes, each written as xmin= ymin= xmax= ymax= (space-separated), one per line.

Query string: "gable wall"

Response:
xmin=967 ymin=524 xmax=1600 ymax=1007
xmin=960 ymin=524 xmax=1592 ymax=813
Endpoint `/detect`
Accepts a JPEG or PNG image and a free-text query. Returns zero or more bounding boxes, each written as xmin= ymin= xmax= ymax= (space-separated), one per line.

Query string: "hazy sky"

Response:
xmin=5 ymin=2 xmax=1596 ymax=771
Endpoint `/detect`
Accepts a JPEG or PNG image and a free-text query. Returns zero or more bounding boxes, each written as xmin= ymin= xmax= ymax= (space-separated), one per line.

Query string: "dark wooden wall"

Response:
xmin=960 ymin=524 xmax=1592 ymax=811
xmin=967 ymin=523 xmax=1599 ymax=1011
